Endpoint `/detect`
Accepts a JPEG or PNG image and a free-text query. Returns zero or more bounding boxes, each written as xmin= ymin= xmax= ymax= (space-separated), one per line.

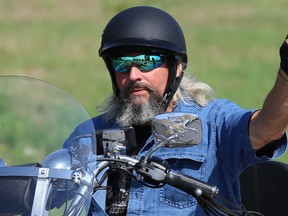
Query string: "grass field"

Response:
xmin=0 ymin=0 xmax=287 ymax=162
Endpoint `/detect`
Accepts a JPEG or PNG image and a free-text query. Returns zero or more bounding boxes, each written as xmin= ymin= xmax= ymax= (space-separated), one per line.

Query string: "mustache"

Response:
xmin=122 ymin=82 xmax=154 ymax=96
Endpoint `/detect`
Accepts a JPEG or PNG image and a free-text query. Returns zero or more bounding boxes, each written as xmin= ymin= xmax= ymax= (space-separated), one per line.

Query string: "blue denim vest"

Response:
xmin=75 ymin=99 xmax=287 ymax=216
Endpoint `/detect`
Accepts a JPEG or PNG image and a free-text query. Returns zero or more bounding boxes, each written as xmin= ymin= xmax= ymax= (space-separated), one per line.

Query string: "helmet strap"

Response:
xmin=162 ymin=56 xmax=184 ymax=110
xmin=102 ymin=56 xmax=121 ymax=96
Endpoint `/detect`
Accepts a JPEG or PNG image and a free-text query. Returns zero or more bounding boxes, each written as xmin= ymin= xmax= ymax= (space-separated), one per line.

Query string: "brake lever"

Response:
xmin=134 ymin=156 xmax=169 ymax=187
xmin=135 ymin=156 xmax=218 ymax=196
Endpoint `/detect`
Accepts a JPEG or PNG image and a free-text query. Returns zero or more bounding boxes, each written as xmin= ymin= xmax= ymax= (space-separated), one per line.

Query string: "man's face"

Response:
xmin=105 ymin=53 xmax=181 ymax=126
xmin=114 ymin=56 xmax=169 ymax=105
xmin=106 ymin=53 xmax=170 ymax=126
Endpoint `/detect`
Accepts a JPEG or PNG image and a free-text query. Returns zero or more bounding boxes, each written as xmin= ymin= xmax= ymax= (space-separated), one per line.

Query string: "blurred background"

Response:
xmin=0 ymin=0 xmax=287 ymax=161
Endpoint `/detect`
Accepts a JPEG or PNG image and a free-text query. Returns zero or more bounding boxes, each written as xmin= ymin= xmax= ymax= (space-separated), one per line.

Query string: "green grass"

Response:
xmin=0 ymin=0 xmax=287 ymax=162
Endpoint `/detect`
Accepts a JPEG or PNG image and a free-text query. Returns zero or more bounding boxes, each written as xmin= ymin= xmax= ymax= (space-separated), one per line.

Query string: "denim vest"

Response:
xmin=79 ymin=99 xmax=287 ymax=216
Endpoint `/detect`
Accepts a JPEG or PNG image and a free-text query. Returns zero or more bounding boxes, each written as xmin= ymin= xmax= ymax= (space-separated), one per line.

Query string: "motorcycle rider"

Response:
xmin=65 ymin=6 xmax=288 ymax=216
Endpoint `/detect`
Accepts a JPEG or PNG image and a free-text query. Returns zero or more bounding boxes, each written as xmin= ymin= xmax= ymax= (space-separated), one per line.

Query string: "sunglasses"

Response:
xmin=110 ymin=54 xmax=165 ymax=73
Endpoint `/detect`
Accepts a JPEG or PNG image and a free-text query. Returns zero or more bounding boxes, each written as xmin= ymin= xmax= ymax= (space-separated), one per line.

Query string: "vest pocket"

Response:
xmin=159 ymin=156 xmax=206 ymax=209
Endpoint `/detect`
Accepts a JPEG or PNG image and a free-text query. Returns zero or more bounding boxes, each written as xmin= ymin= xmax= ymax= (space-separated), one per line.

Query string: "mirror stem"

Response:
xmin=143 ymin=134 xmax=179 ymax=162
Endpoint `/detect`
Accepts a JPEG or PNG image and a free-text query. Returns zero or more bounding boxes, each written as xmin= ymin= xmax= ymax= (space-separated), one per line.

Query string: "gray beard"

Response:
xmin=103 ymin=85 xmax=166 ymax=127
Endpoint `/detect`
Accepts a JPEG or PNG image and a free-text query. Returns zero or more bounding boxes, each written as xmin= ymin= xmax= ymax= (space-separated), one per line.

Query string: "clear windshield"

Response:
xmin=0 ymin=76 xmax=96 ymax=216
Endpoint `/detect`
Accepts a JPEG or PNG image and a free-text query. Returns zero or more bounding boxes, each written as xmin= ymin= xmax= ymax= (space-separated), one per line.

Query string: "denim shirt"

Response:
xmin=67 ymin=99 xmax=287 ymax=216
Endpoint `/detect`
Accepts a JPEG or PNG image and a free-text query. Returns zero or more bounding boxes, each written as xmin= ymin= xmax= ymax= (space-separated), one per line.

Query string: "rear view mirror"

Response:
xmin=152 ymin=112 xmax=202 ymax=147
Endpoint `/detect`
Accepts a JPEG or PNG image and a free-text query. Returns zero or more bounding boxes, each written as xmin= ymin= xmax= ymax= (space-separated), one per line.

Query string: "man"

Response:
xmin=66 ymin=6 xmax=288 ymax=216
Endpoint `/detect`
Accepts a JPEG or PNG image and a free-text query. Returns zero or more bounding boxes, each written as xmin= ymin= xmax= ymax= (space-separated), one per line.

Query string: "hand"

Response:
xmin=280 ymin=34 xmax=288 ymax=75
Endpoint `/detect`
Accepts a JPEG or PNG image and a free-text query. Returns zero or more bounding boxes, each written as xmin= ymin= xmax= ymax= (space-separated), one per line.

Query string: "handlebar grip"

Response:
xmin=164 ymin=171 xmax=218 ymax=197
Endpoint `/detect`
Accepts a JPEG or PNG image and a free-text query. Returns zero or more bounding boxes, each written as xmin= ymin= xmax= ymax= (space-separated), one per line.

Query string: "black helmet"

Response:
xmin=99 ymin=6 xmax=187 ymax=107
xmin=99 ymin=6 xmax=187 ymax=61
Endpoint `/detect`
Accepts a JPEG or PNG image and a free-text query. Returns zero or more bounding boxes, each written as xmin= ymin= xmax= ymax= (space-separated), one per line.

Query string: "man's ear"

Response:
xmin=176 ymin=63 xmax=182 ymax=77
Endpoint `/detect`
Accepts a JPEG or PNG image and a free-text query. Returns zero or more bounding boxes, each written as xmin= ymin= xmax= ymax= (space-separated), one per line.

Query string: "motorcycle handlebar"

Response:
xmin=95 ymin=155 xmax=258 ymax=216
xmin=105 ymin=155 xmax=219 ymax=197
xmin=164 ymin=171 xmax=219 ymax=197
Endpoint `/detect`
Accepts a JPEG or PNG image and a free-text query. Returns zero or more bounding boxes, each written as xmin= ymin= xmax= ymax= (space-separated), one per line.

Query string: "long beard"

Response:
xmin=103 ymin=83 xmax=166 ymax=127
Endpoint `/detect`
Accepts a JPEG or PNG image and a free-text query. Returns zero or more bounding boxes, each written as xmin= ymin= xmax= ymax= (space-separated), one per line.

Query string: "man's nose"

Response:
xmin=128 ymin=64 xmax=143 ymax=81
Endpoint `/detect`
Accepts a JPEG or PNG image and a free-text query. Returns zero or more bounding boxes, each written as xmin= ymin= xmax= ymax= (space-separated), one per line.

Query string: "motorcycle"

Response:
xmin=0 ymin=75 xmax=263 ymax=216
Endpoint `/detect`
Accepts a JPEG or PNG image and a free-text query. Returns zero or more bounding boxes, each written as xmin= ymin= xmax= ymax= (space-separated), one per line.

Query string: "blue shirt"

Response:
xmin=67 ymin=98 xmax=287 ymax=216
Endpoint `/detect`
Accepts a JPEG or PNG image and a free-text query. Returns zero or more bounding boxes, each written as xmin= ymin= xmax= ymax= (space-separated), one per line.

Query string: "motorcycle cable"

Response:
xmin=94 ymin=162 xmax=135 ymax=192
xmin=197 ymin=193 xmax=264 ymax=216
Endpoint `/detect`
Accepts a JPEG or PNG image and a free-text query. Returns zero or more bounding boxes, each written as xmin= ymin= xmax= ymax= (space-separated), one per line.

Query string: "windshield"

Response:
xmin=0 ymin=76 xmax=96 ymax=216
